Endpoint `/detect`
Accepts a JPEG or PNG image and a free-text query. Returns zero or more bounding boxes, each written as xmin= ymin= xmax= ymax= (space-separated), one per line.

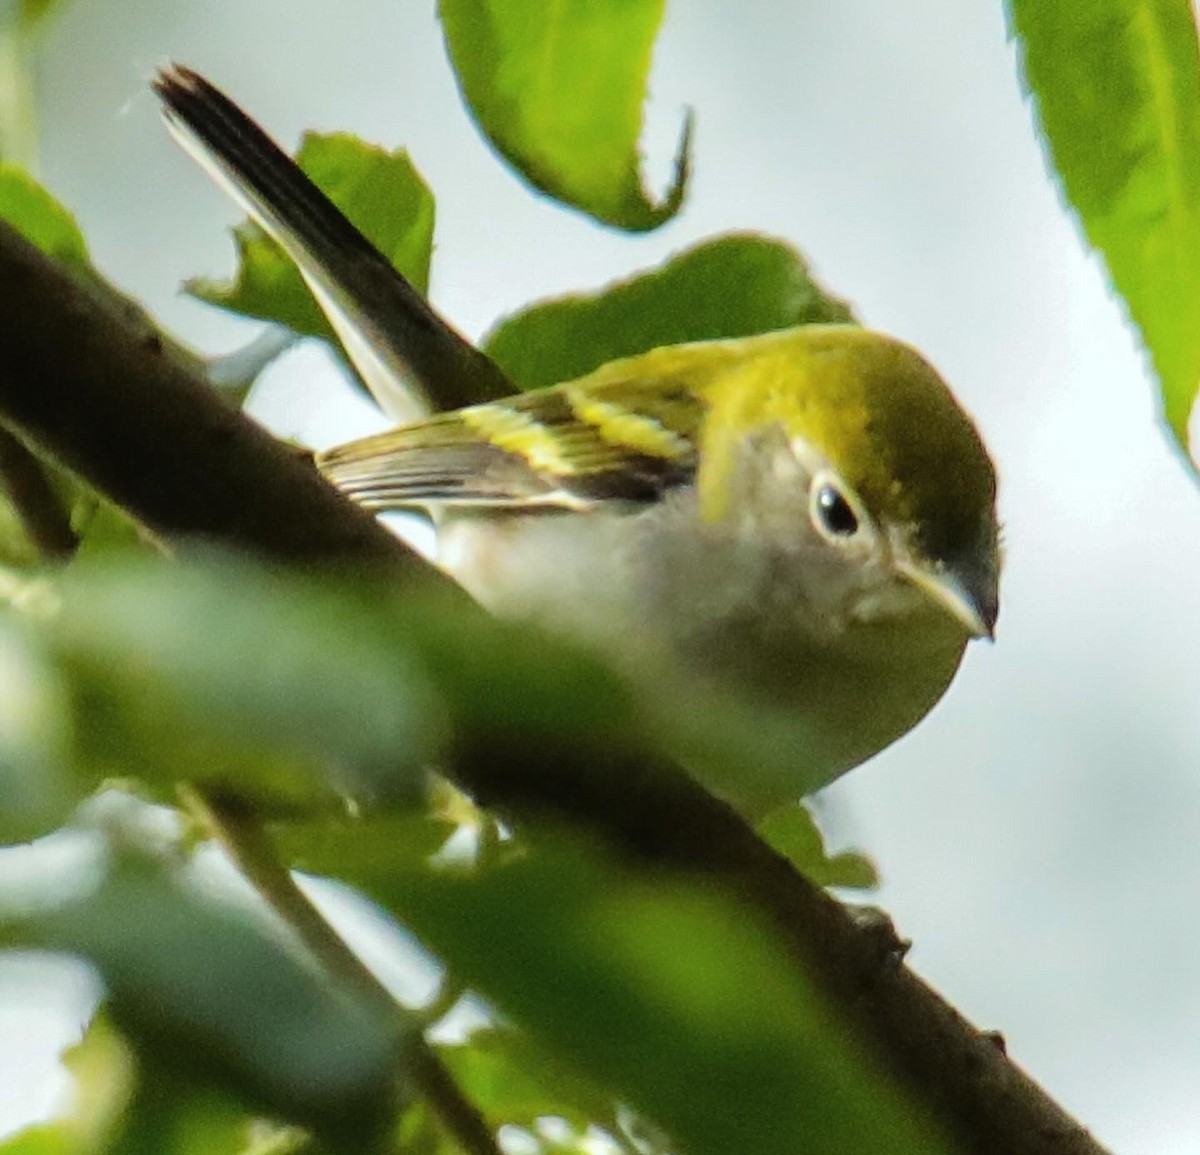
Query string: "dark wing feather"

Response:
xmin=317 ymin=376 xmax=702 ymax=510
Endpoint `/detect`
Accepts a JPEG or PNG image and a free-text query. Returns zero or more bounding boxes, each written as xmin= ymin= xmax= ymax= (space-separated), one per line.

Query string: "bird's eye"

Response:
xmin=812 ymin=481 xmax=860 ymax=539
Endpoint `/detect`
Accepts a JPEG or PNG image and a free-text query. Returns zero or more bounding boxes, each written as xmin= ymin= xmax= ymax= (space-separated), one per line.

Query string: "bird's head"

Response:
xmin=698 ymin=325 xmax=1000 ymax=641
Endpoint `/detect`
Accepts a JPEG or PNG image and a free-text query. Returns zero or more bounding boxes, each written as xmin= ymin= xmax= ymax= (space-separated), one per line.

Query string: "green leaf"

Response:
xmin=188 ymin=133 xmax=434 ymax=342
xmin=36 ymin=549 xmax=850 ymax=829
xmin=0 ymin=850 xmax=402 ymax=1146
xmin=758 ymin=804 xmax=878 ymax=891
xmin=0 ymin=616 xmax=80 ymax=844
xmin=1009 ymin=0 xmax=1200 ymax=456
xmin=378 ymin=837 xmax=949 ymax=1155
xmin=41 ymin=552 xmax=642 ymax=822
xmin=0 ymin=1129 xmax=71 ymax=1155
xmin=48 ymin=556 xmax=448 ymax=815
xmin=273 ymin=812 xmax=460 ymax=896
xmin=483 ymin=233 xmax=855 ymax=389
xmin=0 ymin=165 xmax=88 ymax=267
xmin=439 ymin=0 xmax=689 ymax=231
xmin=0 ymin=502 xmax=42 ymax=569
xmin=0 ymin=1014 xmax=257 ymax=1155
xmin=109 ymin=1073 xmax=261 ymax=1155
xmin=18 ymin=0 xmax=69 ymax=31
xmin=440 ymin=1027 xmax=620 ymax=1138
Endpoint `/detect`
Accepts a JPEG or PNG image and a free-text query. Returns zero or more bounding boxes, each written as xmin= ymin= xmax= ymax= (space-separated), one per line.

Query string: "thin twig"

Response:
xmin=0 ymin=424 xmax=78 ymax=560
xmin=181 ymin=787 xmax=502 ymax=1155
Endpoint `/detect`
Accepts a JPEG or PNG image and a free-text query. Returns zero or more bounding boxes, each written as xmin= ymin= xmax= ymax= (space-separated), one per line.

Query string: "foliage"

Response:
xmin=483 ymin=233 xmax=855 ymax=390
xmin=0 ymin=165 xmax=87 ymax=267
xmin=0 ymin=554 xmax=928 ymax=1155
xmin=188 ymin=133 xmax=435 ymax=344
xmin=1 ymin=0 xmax=1195 ymax=1151
xmin=439 ymin=0 xmax=690 ymax=230
xmin=1009 ymin=0 xmax=1200 ymax=462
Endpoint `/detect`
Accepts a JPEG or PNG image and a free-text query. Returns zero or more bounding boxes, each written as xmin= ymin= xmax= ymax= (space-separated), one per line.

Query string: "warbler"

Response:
xmin=155 ymin=67 xmax=1000 ymax=817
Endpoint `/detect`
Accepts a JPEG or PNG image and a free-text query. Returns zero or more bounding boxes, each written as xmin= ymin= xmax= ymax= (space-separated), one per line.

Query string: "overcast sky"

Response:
xmin=1 ymin=2 xmax=1198 ymax=1151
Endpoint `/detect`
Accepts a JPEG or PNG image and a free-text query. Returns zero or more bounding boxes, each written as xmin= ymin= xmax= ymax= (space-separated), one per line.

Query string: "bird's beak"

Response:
xmin=895 ymin=558 xmax=997 ymax=640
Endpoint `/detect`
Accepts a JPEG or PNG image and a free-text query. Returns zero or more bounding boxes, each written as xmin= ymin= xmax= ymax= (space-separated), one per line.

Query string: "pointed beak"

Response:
xmin=896 ymin=559 xmax=998 ymax=641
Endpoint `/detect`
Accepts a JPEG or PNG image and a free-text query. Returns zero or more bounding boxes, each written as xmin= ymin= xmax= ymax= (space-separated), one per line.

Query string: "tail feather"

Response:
xmin=153 ymin=65 xmax=514 ymax=419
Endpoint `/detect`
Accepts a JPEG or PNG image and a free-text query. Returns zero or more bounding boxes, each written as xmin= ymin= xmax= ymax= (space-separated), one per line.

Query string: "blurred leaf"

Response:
xmin=1009 ymin=0 xmax=1200 ymax=457
xmin=35 ymin=549 xmax=846 ymax=829
xmin=439 ymin=0 xmax=688 ymax=231
xmin=0 ymin=1129 xmax=69 ymax=1154
xmin=189 ymin=133 xmax=434 ymax=342
xmin=49 ymin=557 xmax=448 ymax=814
xmin=109 ymin=1072 xmax=260 ymax=1155
xmin=0 ymin=502 xmax=41 ymax=569
xmin=0 ymin=165 xmax=88 ymax=266
xmin=69 ymin=495 xmax=151 ymax=559
xmin=394 ymin=1101 xmax=463 ymax=1155
xmin=0 ymin=20 xmax=36 ymax=167
xmin=58 ymin=1014 xmax=137 ymax=1150
xmin=483 ymin=233 xmax=855 ymax=389
xmin=440 ymin=1027 xmax=619 ymax=1138
xmin=41 ymin=552 xmax=643 ymax=823
xmin=0 ymin=1014 xmax=134 ymax=1155
xmin=0 ymin=617 xmax=79 ymax=844
xmin=18 ymin=0 xmax=69 ymax=31
xmin=377 ymin=837 xmax=948 ymax=1155
xmin=0 ymin=849 xmax=402 ymax=1147
xmin=274 ymin=813 xmax=459 ymax=892
xmin=758 ymin=805 xmax=878 ymax=891
xmin=0 ymin=424 xmax=144 ymax=569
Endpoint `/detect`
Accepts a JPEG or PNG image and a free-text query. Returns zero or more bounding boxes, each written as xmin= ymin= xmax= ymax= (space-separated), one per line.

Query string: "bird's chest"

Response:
xmin=435 ymin=501 xmax=966 ymax=811
xmin=435 ymin=494 xmax=775 ymax=648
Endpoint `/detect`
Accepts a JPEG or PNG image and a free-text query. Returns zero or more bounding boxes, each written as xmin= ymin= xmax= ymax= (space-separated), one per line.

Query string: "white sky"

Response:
xmin=1 ymin=2 xmax=1198 ymax=1151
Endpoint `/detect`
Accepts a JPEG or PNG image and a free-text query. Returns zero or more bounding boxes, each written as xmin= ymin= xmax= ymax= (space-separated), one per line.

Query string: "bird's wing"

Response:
xmin=317 ymin=376 xmax=702 ymax=510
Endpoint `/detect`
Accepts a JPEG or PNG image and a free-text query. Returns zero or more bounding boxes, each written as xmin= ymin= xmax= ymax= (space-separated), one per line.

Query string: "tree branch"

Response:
xmin=0 ymin=220 xmax=444 ymax=578
xmin=0 ymin=216 xmax=1110 ymax=1155
xmin=182 ymin=787 xmax=502 ymax=1155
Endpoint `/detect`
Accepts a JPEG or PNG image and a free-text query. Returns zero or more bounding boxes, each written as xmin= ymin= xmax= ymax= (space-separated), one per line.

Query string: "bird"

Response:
xmin=154 ymin=66 xmax=1000 ymax=818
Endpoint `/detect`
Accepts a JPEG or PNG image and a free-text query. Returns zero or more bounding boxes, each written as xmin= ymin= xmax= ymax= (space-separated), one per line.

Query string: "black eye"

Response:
xmin=813 ymin=482 xmax=859 ymax=538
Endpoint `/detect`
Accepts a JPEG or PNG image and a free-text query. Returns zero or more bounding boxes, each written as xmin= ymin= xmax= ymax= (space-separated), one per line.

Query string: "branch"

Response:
xmin=0 ymin=219 xmax=445 ymax=579
xmin=182 ymin=787 xmax=502 ymax=1155
xmin=0 ymin=217 xmax=1110 ymax=1155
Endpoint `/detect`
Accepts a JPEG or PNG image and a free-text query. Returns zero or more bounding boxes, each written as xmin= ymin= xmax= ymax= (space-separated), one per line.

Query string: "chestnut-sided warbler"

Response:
xmin=156 ymin=67 xmax=1000 ymax=817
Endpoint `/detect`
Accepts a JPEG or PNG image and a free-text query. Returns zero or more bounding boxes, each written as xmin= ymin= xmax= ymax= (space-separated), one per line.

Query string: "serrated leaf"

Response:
xmin=378 ymin=838 xmax=949 ymax=1155
xmin=483 ymin=233 xmax=855 ymax=389
xmin=1009 ymin=0 xmax=1200 ymax=457
xmin=758 ymin=804 xmax=878 ymax=892
xmin=0 ymin=165 xmax=88 ymax=267
xmin=188 ymin=133 xmax=434 ymax=342
xmin=439 ymin=0 xmax=689 ymax=231
xmin=0 ymin=850 xmax=402 ymax=1146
